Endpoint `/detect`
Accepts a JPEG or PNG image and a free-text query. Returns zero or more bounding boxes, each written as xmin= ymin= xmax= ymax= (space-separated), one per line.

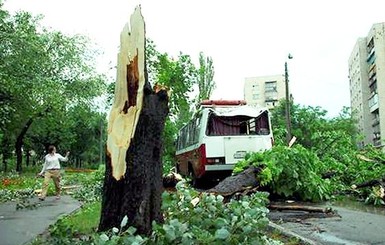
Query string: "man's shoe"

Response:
xmin=39 ymin=197 xmax=45 ymax=201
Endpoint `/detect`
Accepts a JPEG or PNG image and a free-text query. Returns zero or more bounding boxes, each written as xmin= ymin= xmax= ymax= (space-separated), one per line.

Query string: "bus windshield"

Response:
xmin=206 ymin=111 xmax=270 ymax=136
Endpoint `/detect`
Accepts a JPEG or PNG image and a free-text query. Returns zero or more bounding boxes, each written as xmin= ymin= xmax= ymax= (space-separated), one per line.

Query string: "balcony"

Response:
xmin=367 ymin=48 xmax=375 ymax=61
xmin=368 ymin=68 xmax=377 ymax=79
xmin=372 ymin=117 xmax=380 ymax=127
xmin=369 ymin=63 xmax=376 ymax=72
xmin=265 ymin=97 xmax=278 ymax=102
xmin=369 ymin=75 xmax=377 ymax=86
xmin=369 ymin=93 xmax=379 ymax=112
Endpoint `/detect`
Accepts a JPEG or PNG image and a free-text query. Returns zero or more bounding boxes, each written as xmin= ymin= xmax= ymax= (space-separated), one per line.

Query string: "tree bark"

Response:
xmin=1 ymin=135 xmax=12 ymax=172
xmin=207 ymin=166 xmax=261 ymax=197
xmin=15 ymin=117 xmax=34 ymax=172
xmin=98 ymin=6 xmax=169 ymax=235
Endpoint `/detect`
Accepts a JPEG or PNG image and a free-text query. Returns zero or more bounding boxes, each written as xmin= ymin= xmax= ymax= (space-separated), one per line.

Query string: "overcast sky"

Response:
xmin=4 ymin=0 xmax=385 ymax=117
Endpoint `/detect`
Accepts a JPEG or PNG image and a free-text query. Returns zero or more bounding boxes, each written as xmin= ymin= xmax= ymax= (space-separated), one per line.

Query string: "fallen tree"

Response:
xmin=207 ymin=166 xmax=261 ymax=197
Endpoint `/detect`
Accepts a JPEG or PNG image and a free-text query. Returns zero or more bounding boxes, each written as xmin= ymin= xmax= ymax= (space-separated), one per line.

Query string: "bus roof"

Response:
xmin=207 ymin=104 xmax=269 ymax=118
xmin=200 ymin=100 xmax=247 ymax=107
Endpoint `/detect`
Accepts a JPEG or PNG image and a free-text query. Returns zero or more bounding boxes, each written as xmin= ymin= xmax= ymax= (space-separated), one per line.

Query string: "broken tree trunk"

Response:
xmin=207 ymin=166 xmax=261 ymax=197
xmin=98 ymin=6 xmax=169 ymax=235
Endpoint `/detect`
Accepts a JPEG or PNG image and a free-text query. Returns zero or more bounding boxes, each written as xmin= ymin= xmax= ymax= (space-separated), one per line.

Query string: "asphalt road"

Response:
xmin=0 ymin=195 xmax=81 ymax=245
xmin=270 ymin=204 xmax=385 ymax=245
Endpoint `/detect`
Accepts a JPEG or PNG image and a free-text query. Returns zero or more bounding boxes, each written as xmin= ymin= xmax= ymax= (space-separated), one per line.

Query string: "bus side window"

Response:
xmin=194 ymin=116 xmax=201 ymax=144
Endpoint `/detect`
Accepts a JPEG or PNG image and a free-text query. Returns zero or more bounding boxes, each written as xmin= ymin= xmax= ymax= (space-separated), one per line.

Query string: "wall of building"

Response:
xmin=244 ymin=75 xmax=285 ymax=109
xmin=370 ymin=23 xmax=385 ymax=148
xmin=348 ymin=38 xmax=372 ymax=146
xmin=349 ymin=22 xmax=385 ymax=149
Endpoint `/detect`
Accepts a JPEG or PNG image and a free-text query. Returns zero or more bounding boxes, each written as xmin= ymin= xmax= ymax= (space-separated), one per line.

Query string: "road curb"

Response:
xmin=268 ymin=221 xmax=317 ymax=245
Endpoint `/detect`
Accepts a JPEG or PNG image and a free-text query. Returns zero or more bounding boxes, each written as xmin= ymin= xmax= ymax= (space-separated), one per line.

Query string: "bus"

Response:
xmin=175 ymin=100 xmax=274 ymax=186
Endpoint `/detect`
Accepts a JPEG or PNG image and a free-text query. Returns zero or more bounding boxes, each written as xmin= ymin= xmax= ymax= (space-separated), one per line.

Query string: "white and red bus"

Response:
xmin=175 ymin=100 xmax=274 ymax=186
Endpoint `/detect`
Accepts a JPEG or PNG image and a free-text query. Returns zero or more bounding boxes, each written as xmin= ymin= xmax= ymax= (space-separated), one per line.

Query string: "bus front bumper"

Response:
xmin=205 ymin=164 xmax=235 ymax=171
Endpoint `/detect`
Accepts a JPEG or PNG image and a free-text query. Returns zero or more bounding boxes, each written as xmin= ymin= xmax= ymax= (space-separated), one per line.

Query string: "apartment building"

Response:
xmin=348 ymin=22 xmax=385 ymax=149
xmin=244 ymin=75 xmax=285 ymax=109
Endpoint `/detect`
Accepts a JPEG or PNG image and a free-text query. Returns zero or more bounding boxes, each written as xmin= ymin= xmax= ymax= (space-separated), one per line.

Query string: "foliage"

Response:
xmin=28 ymin=179 xmax=283 ymax=244
xmin=195 ymin=52 xmax=216 ymax=108
xmin=49 ymin=202 xmax=101 ymax=241
xmin=93 ymin=181 xmax=280 ymax=245
xmin=0 ymin=5 xmax=108 ymax=172
xmin=234 ymin=146 xmax=332 ymax=202
xmin=67 ymin=165 xmax=104 ymax=203
xmin=365 ymin=186 xmax=385 ymax=206
xmin=0 ymin=165 xmax=104 ymax=204
xmin=0 ymin=171 xmax=40 ymax=202
xmin=264 ymin=100 xmax=385 ymax=204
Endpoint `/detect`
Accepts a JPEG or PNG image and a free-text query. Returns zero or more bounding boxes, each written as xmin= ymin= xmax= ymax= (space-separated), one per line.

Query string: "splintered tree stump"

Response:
xmin=98 ymin=6 xmax=169 ymax=235
xmin=207 ymin=166 xmax=261 ymax=197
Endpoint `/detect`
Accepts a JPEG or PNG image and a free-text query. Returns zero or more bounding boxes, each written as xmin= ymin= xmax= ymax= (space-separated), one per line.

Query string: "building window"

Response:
xmin=265 ymin=81 xmax=277 ymax=92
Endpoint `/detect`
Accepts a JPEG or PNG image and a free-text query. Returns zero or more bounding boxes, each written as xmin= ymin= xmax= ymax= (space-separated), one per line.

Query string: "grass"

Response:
xmin=55 ymin=201 xmax=101 ymax=234
xmin=29 ymin=201 xmax=101 ymax=244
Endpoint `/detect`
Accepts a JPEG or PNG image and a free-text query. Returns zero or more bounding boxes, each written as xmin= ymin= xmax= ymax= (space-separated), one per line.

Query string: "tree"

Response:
xmin=196 ymin=51 xmax=216 ymax=107
xmin=271 ymin=100 xmax=358 ymax=158
xmin=99 ymin=7 xmax=169 ymax=234
xmin=25 ymin=104 xmax=107 ymax=168
xmin=0 ymin=5 xmax=107 ymax=172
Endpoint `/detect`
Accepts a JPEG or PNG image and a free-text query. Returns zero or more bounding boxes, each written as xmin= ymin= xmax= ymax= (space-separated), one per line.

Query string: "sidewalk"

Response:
xmin=0 ymin=195 xmax=81 ymax=245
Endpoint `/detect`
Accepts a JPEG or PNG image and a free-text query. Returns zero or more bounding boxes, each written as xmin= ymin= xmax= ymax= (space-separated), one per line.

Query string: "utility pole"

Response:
xmin=285 ymin=54 xmax=293 ymax=145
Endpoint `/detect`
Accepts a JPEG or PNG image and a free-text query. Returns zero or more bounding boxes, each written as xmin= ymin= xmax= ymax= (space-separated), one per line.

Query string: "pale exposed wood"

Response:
xmin=107 ymin=6 xmax=146 ymax=180
xmin=268 ymin=204 xmax=332 ymax=213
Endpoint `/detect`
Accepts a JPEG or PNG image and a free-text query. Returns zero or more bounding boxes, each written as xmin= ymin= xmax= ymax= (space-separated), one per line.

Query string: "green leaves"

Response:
xmin=0 ymin=5 xmax=108 ymax=171
xmin=157 ymin=181 xmax=272 ymax=244
xmin=196 ymin=52 xmax=216 ymax=108
xmin=215 ymin=228 xmax=230 ymax=240
xmin=234 ymin=145 xmax=332 ymax=202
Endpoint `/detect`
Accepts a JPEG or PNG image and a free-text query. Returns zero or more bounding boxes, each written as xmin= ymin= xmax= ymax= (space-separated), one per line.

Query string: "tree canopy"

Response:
xmin=0 ymin=4 xmax=108 ymax=171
